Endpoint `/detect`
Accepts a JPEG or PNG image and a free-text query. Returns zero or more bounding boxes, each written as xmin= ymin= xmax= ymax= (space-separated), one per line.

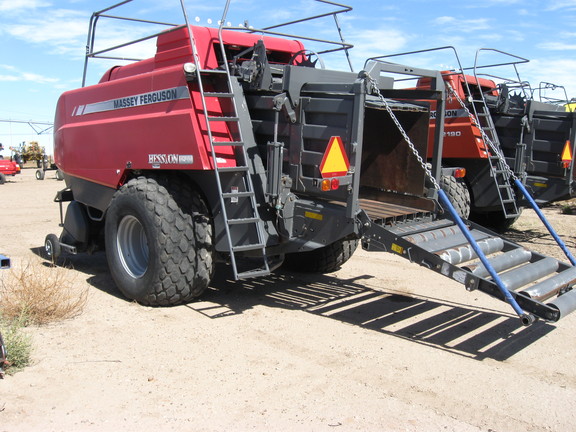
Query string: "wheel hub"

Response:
xmin=116 ymin=215 xmax=149 ymax=278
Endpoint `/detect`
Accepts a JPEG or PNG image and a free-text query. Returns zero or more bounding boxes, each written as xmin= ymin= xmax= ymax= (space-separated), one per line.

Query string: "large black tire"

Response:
xmin=105 ymin=176 xmax=214 ymax=306
xmin=283 ymin=235 xmax=359 ymax=273
xmin=35 ymin=169 xmax=45 ymax=180
xmin=440 ymin=175 xmax=470 ymax=219
xmin=0 ymin=173 xmax=5 ymax=185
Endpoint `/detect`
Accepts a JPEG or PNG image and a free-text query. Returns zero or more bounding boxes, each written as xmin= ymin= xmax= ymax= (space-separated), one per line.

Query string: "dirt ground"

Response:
xmin=1 ymin=167 xmax=575 ymax=432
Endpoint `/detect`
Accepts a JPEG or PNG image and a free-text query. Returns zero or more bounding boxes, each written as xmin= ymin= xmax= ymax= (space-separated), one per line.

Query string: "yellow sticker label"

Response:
xmin=533 ymin=182 xmax=547 ymax=188
xmin=391 ymin=243 xmax=404 ymax=254
xmin=304 ymin=211 xmax=323 ymax=221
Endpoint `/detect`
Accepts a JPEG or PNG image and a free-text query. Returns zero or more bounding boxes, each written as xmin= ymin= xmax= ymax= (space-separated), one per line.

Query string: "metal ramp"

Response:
xmin=182 ymin=11 xmax=270 ymax=279
xmin=361 ymin=213 xmax=576 ymax=323
xmin=362 ymin=71 xmax=576 ymax=325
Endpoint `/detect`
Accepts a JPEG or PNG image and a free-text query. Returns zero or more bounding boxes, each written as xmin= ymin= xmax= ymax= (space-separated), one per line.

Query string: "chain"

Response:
xmin=444 ymin=82 xmax=518 ymax=181
xmin=365 ymin=75 xmax=442 ymax=192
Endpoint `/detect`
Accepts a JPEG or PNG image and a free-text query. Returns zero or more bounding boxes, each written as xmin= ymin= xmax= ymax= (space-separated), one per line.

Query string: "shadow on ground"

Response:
xmin=33 ymin=246 xmax=556 ymax=362
xmin=192 ymin=265 xmax=555 ymax=362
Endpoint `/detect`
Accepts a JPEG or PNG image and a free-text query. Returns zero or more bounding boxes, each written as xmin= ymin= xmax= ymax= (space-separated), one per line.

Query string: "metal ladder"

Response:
xmin=471 ymin=97 xmax=521 ymax=219
xmin=180 ymin=4 xmax=270 ymax=280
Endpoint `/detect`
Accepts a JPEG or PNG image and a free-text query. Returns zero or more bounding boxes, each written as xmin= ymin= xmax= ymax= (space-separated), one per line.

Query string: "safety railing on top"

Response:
xmin=81 ymin=0 xmax=354 ymax=87
xmin=536 ymin=82 xmax=570 ymax=106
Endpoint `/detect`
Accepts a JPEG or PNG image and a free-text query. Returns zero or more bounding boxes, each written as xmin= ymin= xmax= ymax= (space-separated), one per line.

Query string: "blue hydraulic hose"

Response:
xmin=514 ymin=179 xmax=576 ymax=266
xmin=437 ymin=189 xmax=527 ymax=319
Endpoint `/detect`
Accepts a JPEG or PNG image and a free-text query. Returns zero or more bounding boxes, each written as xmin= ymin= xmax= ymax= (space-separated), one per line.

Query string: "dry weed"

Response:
xmin=0 ymin=259 xmax=88 ymax=325
xmin=1 ymin=313 xmax=32 ymax=375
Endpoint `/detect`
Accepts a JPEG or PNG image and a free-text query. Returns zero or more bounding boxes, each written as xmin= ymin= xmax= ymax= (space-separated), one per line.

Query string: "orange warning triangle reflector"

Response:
xmin=319 ymin=136 xmax=350 ymax=178
xmin=561 ymin=140 xmax=573 ymax=168
xmin=562 ymin=140 xmax=573 ymax=162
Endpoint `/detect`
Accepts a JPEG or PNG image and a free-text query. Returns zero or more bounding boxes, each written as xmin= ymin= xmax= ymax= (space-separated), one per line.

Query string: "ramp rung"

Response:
xmin=465 ymin=248 xmax=532 ymax=278
xmin=437 ymin=236 xmax=504 ymax=265
xmin=416 ymin=229 xmax=493 ymax=253
xmin=385 ymin=219 xmax=454 ymax=236
xmin=498 ymin=257 xmax=560 ymax=291
xmin=521 ymin=266 xmax=576 ymax=301
xmin=548 ymin=289 xmax=576 ymax=320
xmin=402 ymin=224 xmax=459 ymax=244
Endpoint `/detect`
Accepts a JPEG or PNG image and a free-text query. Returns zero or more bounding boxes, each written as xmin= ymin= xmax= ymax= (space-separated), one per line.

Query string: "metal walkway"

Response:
xmin=361 ymin=212 xmax=576 ymax=323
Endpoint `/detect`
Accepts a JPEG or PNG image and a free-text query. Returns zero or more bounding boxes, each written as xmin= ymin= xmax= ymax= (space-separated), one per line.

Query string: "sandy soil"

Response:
xmin=1 ymin=167 xmax=575 ymax=432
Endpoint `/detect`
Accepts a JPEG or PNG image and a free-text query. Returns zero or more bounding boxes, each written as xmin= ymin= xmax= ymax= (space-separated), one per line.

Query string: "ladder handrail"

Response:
xmin=180 ymin=0 xmax=269 ymax=279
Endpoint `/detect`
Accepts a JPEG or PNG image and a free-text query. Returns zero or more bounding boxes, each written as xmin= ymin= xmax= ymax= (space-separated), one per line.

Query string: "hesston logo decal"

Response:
xmin=319 ymin=136 xmax=350 ymax=178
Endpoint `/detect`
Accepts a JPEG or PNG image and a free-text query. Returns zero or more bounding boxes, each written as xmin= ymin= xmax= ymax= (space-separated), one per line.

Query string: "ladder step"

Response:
xmin=212 ymin=141 xmax=244 ymax=147
xmin=237 ymin=268 xmax=271 ymax=279
xmin=233 ymin=243 xmax=266 ymax=252
xmin=208 ymin=116 xmax=239 ymax=122
xmin=204 ymin=92 xmax=234 ymax=98
xmin=228 ymin=217 xmax=260 ymax=225
xmin=217 ymin=165 xmax=249 ymax=173
xmin=200 ymin=69 xmax=228 ymax=74
xmin=222 ymin=191 xmax=254 ymax=198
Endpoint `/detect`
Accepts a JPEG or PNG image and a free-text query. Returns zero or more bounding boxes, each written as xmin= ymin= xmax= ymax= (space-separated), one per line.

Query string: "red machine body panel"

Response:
xmin=54 ymin=26 xmax=304 ymax=188
xmin=419 ymin=73 xmax=497 ymax=160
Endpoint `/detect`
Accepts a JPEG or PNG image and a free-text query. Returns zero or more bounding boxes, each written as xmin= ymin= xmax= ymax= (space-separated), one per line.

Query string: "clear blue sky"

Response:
xmin=1 ymin=0 xmax=575 ymax=157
